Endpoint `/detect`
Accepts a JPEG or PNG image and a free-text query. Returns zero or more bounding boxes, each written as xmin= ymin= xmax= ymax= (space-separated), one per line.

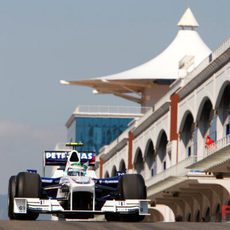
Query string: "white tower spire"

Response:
xmin=178 ymin=8 xmax=199 ymax=29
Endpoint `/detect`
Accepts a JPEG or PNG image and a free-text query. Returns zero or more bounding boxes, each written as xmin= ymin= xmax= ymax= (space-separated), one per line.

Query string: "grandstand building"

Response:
xmin=62 ymin=8 xmax=230 ymax=222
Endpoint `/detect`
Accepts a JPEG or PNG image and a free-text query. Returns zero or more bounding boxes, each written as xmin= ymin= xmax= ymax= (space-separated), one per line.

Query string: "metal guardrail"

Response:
xmin=213 ymin=37 xmax=230 ymax=60
xmin=74 ymin=105 xmax=151 ymax=115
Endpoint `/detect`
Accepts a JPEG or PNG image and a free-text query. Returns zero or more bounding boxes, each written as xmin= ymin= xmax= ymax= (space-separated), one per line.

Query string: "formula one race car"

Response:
xmin=8 ymin=143 xmax=149 ymax=221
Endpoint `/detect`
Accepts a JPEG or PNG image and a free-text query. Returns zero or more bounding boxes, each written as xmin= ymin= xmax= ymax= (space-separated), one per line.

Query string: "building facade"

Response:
xmin=62 ymin=9 xmax=230 ymax=221
xmin=66 ymin=106 xmax=146 ymax=154
xmin=98 ymin=41 xmax=230 ymax=221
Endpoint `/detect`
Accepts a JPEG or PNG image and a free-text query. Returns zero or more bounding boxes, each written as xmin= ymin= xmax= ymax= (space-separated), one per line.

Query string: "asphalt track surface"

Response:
xmin=0 ymin=221 xmax=229 ymax=230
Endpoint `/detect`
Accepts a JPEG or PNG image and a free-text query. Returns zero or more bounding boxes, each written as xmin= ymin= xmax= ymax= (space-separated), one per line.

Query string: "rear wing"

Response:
xmin=43 ymin=150 xmax=96 ymax=175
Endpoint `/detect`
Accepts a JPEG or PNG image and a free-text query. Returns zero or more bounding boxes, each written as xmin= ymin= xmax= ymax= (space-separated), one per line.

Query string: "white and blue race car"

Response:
xmin=8 ymin=143 xmax=149 ymax=221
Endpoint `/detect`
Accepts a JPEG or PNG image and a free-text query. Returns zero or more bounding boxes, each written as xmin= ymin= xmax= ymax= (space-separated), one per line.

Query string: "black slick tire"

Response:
xmin=8 ymin=176 xmax=19 ymax=220
xmin=119 ymin=174 xmax=146 ymax=222
xmin=15 ymin=172 xmax=41 ymax=220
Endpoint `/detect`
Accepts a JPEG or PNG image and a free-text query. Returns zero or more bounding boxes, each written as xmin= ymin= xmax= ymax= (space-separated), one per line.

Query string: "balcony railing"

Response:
xmin=204 ymin=134 xmax=230 ymax=157
xmin=145 ymin=156 xmax=195 ymax=188
xmin=74 ymin=105 xmax=151 ymax=116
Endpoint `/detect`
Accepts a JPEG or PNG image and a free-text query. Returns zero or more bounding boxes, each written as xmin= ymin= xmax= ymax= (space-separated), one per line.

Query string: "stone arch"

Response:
xmin=179 ymin=110 xmax=194 ymax=133
xmin=111 ymin=165 xmax=117 ymax=177
xmin=215 ymin=203 xmax=221 ymax=222
xmin=195 ymin=96 xmax=216 ymax=160
xmin=133 ymin=147 xmax=144 ymax=174
xmin=156 ymin=129 xmax=168 ymax=150
xmin=186 ymin=212 xmax=192 ymax=222
xmin=215 ymin=80 xmax=230 ymax=109
xmin=156 ymin=130 xmax=168 ymax=172
xmin=210 ymin=189 xmax=222 ymax=221
xmin=195 ymin=209 xmax=201 ymax=222
xmin=196 ymin=96 xmax=213 ymax=124
xmin=179 ymin=111 xmax=195 ymax=158
xmin=144 ymin=139 xmax=155 ymax=169
xmin=144 ymin=139 xmax=156 ymax=178
xmin=215 ymin=82 xmax=230 ymax=137
xmin=104 ymin=171 xmax=110 ymax=178
xmin=119 ymin=159 xmax=126 ymax=172
xmin=191 ymin=198 xmax=201 ymax=222
xmin=155 ymin=199 xmax=178 ymax=221
xmin=144 ymin=208 xmax=164 ymax=222
xmin=204 ymin=206 xmax=211 ymax=222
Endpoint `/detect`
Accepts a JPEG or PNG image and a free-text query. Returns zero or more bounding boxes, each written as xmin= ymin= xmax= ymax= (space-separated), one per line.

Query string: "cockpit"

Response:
xmin=67 ymin=167 xmax=86 ymax=177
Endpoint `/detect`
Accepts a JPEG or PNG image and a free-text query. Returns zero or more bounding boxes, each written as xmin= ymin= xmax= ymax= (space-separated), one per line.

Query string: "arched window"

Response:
xmin=134 ymin=148 xmax=144 ymax=174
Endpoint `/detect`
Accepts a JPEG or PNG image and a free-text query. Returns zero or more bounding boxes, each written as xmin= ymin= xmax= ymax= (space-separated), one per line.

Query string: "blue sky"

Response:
xmin=0 ymin=0 xmax=229 ymax=194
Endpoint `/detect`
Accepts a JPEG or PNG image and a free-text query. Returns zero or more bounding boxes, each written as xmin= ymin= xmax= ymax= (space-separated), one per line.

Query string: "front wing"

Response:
xmin=14 ymin=198 xmax=149 ymax=216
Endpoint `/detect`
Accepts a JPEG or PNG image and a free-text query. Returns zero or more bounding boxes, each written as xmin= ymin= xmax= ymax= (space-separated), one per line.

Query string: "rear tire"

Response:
xmin=15 ymin=172 xmax=41 ymax=220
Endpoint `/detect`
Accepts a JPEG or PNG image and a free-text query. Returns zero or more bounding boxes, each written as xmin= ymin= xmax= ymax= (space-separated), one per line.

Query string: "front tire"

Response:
xmin=119 ymin=174 xmax=146 ymax=222
xmin=17 ymin=172 xmax=41 ymax=198
xmin=104 ymin=174 xmax=147 ymax=222
xmin=8 ymin=176 xmax=19 ymax=220
xmin=15 ymin=172 xmax=41 ymax=220
xmin=119 ymin=174 xmax=146 ymax=199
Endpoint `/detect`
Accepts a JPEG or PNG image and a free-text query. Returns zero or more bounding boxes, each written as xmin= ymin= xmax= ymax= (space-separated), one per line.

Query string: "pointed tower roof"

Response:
xmin=178 ymin=8 xmax=199 ymax=28
xmin=61 ymin=8 xmax=211 ymax=105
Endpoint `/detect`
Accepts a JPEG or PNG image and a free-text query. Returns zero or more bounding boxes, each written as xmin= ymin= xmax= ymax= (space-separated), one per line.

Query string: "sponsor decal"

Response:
xmin=44 ymin=151 xmax=96 ymax=166
xmin=44 ymin=151 xmax=68 ymax=166
xmin=80 ymin=152 xmax=96 ymax=166
xmin=45 ymin=151 xmax=67 ymax=160
xmin=81 ymin=152 xmax=93 ymax=160
xmin=98 ymin=179 xmax=119 ymax=184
